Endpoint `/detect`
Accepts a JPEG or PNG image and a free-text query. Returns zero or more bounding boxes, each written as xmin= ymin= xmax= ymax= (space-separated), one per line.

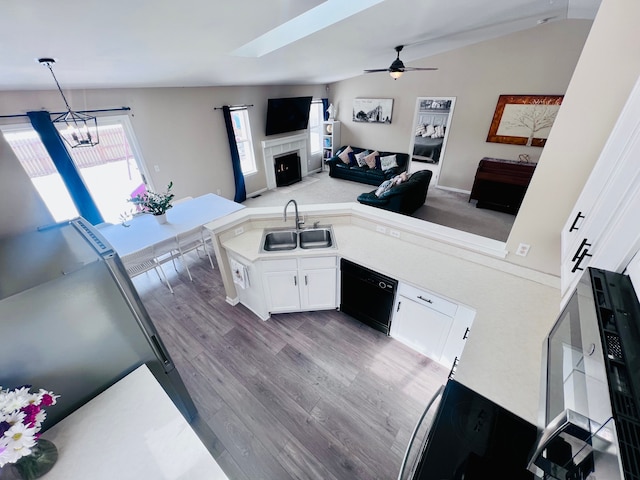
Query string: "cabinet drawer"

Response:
xmin=261 ymin=258 xmax=298 ymax=272
xmin=397 ymin=282 xmax=458 ymax=317
xmin=299 ymin=256 xmax=336 ymax=269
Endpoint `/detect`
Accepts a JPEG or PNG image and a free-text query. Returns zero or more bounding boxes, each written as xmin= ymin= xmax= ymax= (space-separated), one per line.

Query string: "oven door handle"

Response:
xmin=398 ymin=384 xmax=444 ymax=480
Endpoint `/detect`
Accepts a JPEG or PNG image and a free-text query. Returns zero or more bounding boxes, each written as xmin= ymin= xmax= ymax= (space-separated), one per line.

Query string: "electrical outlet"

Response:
xmin=516 ymin=243 xmax=530 ymax=256
xmin=216 ymin=188 xmax=221 ymax=195
xmin=234 ymin=227 xmax=244 ymax=236
xmin=376 ymin=225 xmax=387 ymax=234
xmin=390 ymin=230 xmax=400 ymax=238
xmin=153 ymin=165 xmax=160 ymax=172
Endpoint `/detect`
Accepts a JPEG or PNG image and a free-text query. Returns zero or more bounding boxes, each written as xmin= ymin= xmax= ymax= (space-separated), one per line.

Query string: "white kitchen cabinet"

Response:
xmin=264 ymin=270 xmax=300 ymax=312
xmin=262 ymin=256 xmax=337 ymax=313
xmin=561 ymin=75 xmax=640 ymax=302
xmin=391 ymin=282 xmax=475 ymax=370
xmin=227 ymin=251 xmax=269 ymax=320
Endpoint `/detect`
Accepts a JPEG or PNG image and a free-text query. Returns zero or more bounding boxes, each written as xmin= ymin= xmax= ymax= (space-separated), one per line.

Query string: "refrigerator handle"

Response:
xmin=103 ymin=253 xmax=174 ymax=372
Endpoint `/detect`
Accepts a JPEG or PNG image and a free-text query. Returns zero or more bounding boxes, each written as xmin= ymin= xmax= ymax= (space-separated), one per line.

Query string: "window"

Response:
xmin=230 ymin=108 xmax=257 ymax=175
xmin=1 ymin=115 xmax=148 ymax=224
xmin=309 ymin=100 xmax=324 ymax=155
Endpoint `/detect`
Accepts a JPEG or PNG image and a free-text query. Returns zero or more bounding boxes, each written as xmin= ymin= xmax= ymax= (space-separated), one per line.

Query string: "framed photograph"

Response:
xmin=352 ymin=98 xmax=393 ymax=124
xmin=486 ymin=94 xmax=563 ymax=147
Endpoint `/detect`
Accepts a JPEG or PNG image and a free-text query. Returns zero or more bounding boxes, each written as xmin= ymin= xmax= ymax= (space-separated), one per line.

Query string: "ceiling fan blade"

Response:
xmin=363 ymin=68 xmax=391 ymax=73
xmin=403 ymin=67 xmax=438 ymax=71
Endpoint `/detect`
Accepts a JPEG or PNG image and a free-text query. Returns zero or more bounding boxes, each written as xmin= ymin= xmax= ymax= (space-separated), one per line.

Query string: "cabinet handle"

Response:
xmin=571 ymin=249 xmax=593 ymax=273
xmin=571 ymin=238 xmax=591 ymax=262
xmin=417 ymin=295 xmax=433 ymax=304
xmin=569 ymin=211 xmax=585 ymax=232
xmin=294 ymin=275 xmax=297 ymax=286
xmin=396 ymin=301 xmax=402 ymax=313
xmin=463 ymin=327 xmax=470 ymax=340
xmin=305 ymin=275 xmax=308 ymax=286
xmin=448 ymin=356 xmax=459 ymax=379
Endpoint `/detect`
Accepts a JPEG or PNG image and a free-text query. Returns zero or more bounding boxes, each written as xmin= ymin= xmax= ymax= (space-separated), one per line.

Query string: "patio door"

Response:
xmin=1 ymin=115 xmax=149 ymax=224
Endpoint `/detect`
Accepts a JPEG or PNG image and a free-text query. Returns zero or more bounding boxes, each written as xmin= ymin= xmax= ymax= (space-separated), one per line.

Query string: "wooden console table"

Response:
xmin=469 ymin=157 xmax=536 ymax=214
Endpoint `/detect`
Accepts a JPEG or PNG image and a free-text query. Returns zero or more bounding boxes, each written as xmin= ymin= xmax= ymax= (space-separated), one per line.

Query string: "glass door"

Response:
xmin=2 ymin=115 xmax=148 ymax=224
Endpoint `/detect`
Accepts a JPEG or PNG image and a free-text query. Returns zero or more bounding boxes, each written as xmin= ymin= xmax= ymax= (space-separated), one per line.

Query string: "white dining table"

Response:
xmin=99 ymin=193 xmax=244 ymax=260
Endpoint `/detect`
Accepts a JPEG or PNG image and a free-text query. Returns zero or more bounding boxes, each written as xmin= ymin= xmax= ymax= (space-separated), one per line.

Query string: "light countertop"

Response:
xmin=39 ymin=365 xmax=227 ymax=480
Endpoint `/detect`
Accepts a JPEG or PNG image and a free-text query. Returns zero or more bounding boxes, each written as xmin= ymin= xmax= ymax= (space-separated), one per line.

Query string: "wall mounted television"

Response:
xmin=265 ymin=96 xmax=313 ymax=136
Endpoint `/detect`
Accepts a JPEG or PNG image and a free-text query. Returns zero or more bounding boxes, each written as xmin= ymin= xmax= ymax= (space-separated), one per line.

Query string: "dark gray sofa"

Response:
xmin=356 ymin=170 xmax=433 ymax=215
xmin=325 ymin=146 xmax=409 ymax=186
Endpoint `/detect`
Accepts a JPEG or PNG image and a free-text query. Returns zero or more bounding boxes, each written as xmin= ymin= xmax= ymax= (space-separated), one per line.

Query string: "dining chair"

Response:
xmin=175 ymin=226 xmax=214 ymax=281
xmin=153 ymin=236 xmax=180 ymax=273
xmin=121 ymin=246 xmax=174 ymax=293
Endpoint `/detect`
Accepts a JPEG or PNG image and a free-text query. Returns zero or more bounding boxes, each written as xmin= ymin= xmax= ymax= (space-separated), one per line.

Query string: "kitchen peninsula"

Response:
xmin=205 ymin=202 xmax=560 ymax=424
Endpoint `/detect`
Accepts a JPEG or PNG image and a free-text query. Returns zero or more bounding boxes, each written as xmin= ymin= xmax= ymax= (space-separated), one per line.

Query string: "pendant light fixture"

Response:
xmin=38 ymin=58 xmax=99 ymax=148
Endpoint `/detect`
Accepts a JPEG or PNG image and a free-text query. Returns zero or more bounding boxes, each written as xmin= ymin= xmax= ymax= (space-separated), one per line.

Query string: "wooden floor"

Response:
xmin=133 ymin=252 xmax=449 ymax=480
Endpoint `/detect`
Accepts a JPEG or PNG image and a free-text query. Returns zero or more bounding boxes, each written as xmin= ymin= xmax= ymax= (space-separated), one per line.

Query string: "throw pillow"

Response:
xmin=354 ymin=150 xmax=369 ymax=167
xmin=338 ymin=146 xmax=353 ymax=164
xmin=423 ymin=125 xmax=435 ymax=137
xmin=391 ymin=172 xmax=408 ymax=186
xmin=374 ymin=179 xmax=393 ymax=197
xmin=380 ymin=154 xmax=398 ymax=171
xmin=364 ymin=150 xmax=380 ymax=169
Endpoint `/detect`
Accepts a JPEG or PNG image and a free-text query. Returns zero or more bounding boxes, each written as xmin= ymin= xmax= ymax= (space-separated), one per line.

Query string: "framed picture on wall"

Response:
xmin=486 ymin=94 xmax=563 ymax=147
xmin=352 ymin=98 xmax=393 ymax=124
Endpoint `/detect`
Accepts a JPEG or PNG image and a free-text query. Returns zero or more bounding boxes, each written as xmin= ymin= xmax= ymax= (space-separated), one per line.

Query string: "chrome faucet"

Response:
xmin=284 ymin=199 xmax=304 ymax=230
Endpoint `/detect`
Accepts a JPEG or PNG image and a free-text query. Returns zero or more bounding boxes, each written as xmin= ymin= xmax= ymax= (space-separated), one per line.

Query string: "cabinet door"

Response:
xmin=264 ymin=271 xmax=300 ymax=312
xmin=392 ymin=295 xmax=454 ymax=362
xmin=440 ymin=306 xmax=475 ymax=370
xmin=300 ymin=268 xmax=337 ymax=310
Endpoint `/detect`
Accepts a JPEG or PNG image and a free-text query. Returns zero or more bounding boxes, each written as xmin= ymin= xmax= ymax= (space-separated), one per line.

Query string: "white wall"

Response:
xmin=0 ymin=84 xmax=325 ymax=236
xmin=507 ymin=0 xmax=640 ymax=274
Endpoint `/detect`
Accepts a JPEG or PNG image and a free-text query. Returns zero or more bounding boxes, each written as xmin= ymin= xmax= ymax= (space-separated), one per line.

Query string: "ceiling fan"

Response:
xmin=364 ymin=45 xmax=437 ymax=79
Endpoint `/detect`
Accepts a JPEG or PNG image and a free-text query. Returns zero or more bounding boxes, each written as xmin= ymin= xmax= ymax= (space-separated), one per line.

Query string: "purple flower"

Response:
xmin=0 ymin=421 xmax=9 ymax=437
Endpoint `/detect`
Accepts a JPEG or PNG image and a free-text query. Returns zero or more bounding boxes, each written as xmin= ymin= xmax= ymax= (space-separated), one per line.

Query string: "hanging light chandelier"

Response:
xmin=38 ymin=58 xmax=99 ymax=148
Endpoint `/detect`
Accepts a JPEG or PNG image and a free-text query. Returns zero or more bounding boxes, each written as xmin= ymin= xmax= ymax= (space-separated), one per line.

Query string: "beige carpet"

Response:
xmin=243 ymin=171 xmax=515 ymax=242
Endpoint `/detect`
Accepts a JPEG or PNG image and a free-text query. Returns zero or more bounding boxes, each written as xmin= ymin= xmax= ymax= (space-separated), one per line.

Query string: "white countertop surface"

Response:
xmin=40 ymin=365 xmax=228 ymax=480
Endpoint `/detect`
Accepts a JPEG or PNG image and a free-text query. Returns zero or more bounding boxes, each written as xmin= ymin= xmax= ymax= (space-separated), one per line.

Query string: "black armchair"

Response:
xmin=357 ymin=170 xmax=432 ymax=215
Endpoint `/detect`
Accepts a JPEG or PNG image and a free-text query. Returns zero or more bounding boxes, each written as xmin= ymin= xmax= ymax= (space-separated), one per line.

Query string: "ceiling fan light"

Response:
xmin=389 ymin=71 xmax=403 ymax=80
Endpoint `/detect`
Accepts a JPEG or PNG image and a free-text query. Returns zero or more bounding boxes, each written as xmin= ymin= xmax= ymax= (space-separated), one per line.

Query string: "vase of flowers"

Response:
xmin=128 ymin=181 xmax=175 ymax=223
xmin=0 ymin=386 xmax=59 ymax=479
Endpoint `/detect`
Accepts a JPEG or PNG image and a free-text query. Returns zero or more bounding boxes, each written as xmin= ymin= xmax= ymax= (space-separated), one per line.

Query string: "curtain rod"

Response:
xmin=213 ymin=104 xmax=253 ymax=110
xmin=0 ymin=106 xmax=131 ymax=119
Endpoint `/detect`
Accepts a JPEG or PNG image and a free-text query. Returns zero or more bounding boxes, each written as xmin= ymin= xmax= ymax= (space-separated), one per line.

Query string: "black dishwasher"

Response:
xmin=340 ymin=258 xmax=398 ymax=335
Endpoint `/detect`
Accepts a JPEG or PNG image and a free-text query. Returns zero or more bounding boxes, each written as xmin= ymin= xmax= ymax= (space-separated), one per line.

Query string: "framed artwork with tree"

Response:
xmin=486 ymin=94 xmax=563 ymax=147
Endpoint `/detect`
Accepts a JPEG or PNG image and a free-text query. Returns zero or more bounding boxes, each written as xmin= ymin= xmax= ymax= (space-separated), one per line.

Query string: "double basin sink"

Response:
xmin=261 ymin=225 xmax=335 ymax=252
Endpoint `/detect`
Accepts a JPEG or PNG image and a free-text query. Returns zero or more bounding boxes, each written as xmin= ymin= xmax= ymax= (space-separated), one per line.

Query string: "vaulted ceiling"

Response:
xmin=0 ymin=0 xmax=600 ymax=91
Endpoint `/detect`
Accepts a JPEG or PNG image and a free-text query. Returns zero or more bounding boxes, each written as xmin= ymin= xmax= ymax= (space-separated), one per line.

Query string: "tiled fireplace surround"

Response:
xmin=261 ymin=133 xmax=308 ymax=190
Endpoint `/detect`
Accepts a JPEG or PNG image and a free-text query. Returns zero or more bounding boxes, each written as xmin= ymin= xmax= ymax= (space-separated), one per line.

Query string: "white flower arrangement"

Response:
xmin=0 ymin=386 xmax=59 ymax=467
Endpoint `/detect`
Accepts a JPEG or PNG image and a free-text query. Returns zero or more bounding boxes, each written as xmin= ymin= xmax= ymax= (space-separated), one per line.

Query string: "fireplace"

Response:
xmin=274 ymin=152 xmax=301 ymax=187
xmin=261 ymin=133 xmax=309 ymax=190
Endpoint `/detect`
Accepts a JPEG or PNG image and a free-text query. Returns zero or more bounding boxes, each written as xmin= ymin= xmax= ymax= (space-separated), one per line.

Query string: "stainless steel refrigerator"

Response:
xmin=0 ymin=218 xmax=197 ymax=427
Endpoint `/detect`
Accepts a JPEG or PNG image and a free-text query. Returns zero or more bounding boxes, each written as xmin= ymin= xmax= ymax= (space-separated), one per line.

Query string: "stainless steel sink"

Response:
xmin=299 ymin=228 xmax=333 ymax=249
xmin=260 ymin=225 xmax=335 ymax=252
xmin=262 ymin=230 xmax=297 ymax=251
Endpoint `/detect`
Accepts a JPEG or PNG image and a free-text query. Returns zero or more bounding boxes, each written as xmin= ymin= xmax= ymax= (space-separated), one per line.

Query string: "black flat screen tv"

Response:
xmin=265 ymin=96 xmax=313 ymax=136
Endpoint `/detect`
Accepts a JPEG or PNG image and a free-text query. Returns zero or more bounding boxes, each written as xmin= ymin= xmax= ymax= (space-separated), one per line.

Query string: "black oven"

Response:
xmin=528 ymin=268 xmax=640 ymax=480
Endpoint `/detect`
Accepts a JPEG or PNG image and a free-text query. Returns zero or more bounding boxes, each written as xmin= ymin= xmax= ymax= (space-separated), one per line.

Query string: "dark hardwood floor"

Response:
xmin=132 ymin=251 xmax=449 ymax=480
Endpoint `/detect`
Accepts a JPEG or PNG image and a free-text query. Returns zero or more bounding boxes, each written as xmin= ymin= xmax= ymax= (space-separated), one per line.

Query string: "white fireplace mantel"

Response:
xmin=261 ymin=133 xmax=309 ymax=190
